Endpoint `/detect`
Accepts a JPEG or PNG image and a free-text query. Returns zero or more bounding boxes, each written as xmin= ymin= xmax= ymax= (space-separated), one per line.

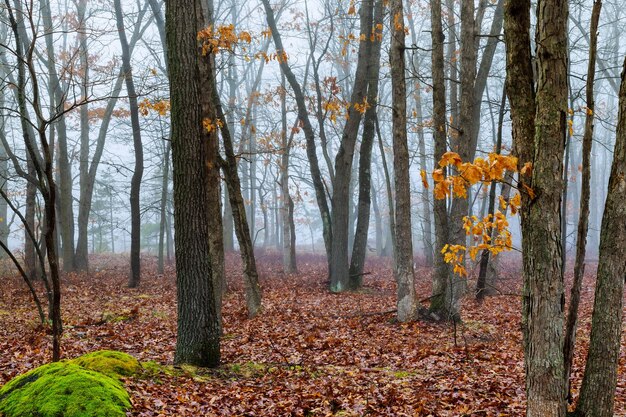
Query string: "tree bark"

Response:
xmin=261 ymin=0 xmax=332 ymax=266
xmin=506 ymin=0 xmax=569 ymax=415
xmin=563 ymin=0 xmax=601 ymax=402
xmin=390 ymin=0 xmax=416 ymax=322
xmin=166 ymin=0 xmax=220 ymax=367
xmin=574 ymin=51 xmax=626 ymax=417
xmin=114 ymin=0 xmax=144 ymax=288
xmin=429 ymin=0 xmax=454 ymax=320
xmin=349 ymin=0 xmax=383 ymax=286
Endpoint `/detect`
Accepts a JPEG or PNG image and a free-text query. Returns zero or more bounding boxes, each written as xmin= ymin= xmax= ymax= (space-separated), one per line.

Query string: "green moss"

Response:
xmin=0 ymin=362 xmax=131 ymax=417
xmin=71 ymin=350 xmax=139 ymax=379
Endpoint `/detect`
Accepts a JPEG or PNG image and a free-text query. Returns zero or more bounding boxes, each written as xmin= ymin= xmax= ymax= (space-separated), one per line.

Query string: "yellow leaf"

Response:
xmin=439 ymin=151 xmax=463 ymax=168
xmin=420 ymin=169 xmax=429 ymax=189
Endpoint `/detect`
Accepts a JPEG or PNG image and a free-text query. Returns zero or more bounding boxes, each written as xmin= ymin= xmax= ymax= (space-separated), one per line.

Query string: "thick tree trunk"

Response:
xmin=506 ymin=0 xmax=569 ymax=415
xmin=390 ymin=0 xmax=416 ymax=322
xmin=574 ymin=51 xmax=626 ymax=417
xmin=166 ymin=0 xmax=220 ymax=367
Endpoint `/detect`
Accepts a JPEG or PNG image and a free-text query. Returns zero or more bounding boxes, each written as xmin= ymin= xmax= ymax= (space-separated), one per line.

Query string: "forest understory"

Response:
xmin=1 ymin=253 xmax=624 ymax=416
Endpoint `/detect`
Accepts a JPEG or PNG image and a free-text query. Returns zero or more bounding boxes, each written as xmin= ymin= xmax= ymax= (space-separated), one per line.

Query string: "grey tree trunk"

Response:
xmin=429 ymin=0 xmax=454 ymax=320
xmin=563 ymin=0 xmax=601 ymax=402
xmin=158 ymin=141 xmax=171 ymax=275
xmin=114 ymin=0 xmax=144 ymax=288
xmin=390 ymin=0 xmax=416 ymax=322
xmin=349 ymin=0 xmax=383 ymax=285
xmin=261 ymin=0 xmax=332 ymax=265
xmin=574 ymin=51 xmax=626 ymax=417
xmin=280 ymin=73 xmax=297 ymax=273
xmin=329 ymin=0 xmax=374 ymax=293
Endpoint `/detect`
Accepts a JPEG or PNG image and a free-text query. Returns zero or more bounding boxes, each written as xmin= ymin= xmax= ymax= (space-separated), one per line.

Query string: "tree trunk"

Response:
xmin=41 ymin=0 xmax=75 ymax=273
xmin=506 ymin=0 xmax=569 ymax=415
xmin=158 ymin=141 xmax=171 ymax=275
xmin=280 ymin=73 xmax=297 ymax=273
xmin=261 ymin=0 xmax=332 ymax=266
xmin=329 ymin=0 xmax=374 ymax=292
xmin=114 ymin=0 xmax=144 ymax=288
xmin=574 ymin=50 xmax=626 ymax=417
xmin=390 ymin=0 xmax=416 ymax=322
xmin=166 ymin=0 xmax=220 ymax=367
xmin=429 ymin=0 xmax=454 ymax=320
xmin=213 ymin=95 xmax=263 ymax=318
xmin=476 ymin=88 xmax=506 ymax=301
xmin=563 ymin=0 xmax=601 ymax=402
xmin=349 ymin=0 xmax=383 ymax=286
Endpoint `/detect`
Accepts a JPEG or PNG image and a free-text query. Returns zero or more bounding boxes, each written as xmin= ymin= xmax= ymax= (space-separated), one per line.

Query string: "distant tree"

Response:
xmin=114 ymin=0 xmax=144 ymax=288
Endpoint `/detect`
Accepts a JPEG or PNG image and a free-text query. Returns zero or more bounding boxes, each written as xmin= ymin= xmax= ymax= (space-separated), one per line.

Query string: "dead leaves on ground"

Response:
xmin=0 ymin=253 xmax=624 ymax=416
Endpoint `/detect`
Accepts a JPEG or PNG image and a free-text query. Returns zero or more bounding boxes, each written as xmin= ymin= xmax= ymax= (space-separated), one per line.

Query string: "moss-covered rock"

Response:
xmin=71 ymin=350 xmax=140 ymax=379
xmin=0 ymin=361 xmax=131 ymax=417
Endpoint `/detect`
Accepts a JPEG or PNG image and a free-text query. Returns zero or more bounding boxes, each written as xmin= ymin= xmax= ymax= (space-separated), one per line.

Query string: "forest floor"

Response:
xmin=1 ymin=253 xmax=625 ymax=416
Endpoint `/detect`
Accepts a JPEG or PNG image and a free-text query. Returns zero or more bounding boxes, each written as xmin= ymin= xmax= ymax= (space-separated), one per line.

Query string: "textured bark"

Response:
xmin=390 ymin=0 xmax=416 ymax=322
xmin=349 ymin=0 xmax=383 ymax=286
xmin=563 ymin=0 xmax=601 ymax=401
xmin=166 ymin=0 xmax=220 ymax=367
xmin=213 ymin=94 xmax=262 ymax=318
xmin=114 ymin=0 xmax=144 ymax=288
xmin=329 ymin=0 xmax=374 ymax=292
xmin=574 ymin=52 xmax=626 ymax=417
xmin=509 ymin=0 xmax=569 ymax=415
xmin=261 ymin=0 xmax=332 ymax=265
xmin=429 ymin=0 xmax=454 ymax=320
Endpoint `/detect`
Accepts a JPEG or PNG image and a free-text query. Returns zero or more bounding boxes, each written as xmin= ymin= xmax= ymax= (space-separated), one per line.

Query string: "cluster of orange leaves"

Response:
xmin=202 ymin=118 xmax=224 ymax=133
xmin=197 ymin=24 xmax=252 ymax=55
xmin=426 ymin=151 xmax=531 ymax=277
xmin=139 ymin=99 xmax=170 ymax=116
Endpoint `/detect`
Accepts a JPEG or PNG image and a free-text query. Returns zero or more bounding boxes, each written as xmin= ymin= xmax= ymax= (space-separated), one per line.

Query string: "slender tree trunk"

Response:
xmin=563 ymin=0 xmax=601 ymax=402
xmin=574 ymin=50 xmax=626 ymax=417
xmin=429 ymin=0 xmax=453 ymax=320
xmin=349 ymin=0 xmax=383 ymax=286
xmin=261 ymin=0 xmax=332 ymax=266
xmin=213 ymin=95 xmax=262 ymax=317
xmin=390 ymin=0 xmax=416 ymax=322
xmin=158 ymin=141 xmax=171 ymax=275
xmin=329 ymin=0 xmax=374 ymax=292
xmin=476 ymin=88 xmax=506 ymax=301
xmin=280 ymin=73 xmax=297 ymax=273
xmin=114 ymin=0 xmax=144 ymax=288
